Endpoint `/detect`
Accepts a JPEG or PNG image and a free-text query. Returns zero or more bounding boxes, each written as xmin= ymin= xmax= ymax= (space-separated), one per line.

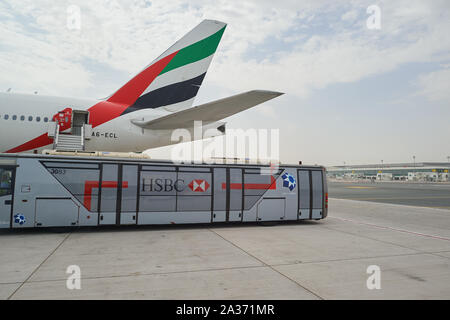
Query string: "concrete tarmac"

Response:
xmin=1 ymin=198 xmax=450 ymax=299
xmin=328 ymin=180 xmax=450 ymax=209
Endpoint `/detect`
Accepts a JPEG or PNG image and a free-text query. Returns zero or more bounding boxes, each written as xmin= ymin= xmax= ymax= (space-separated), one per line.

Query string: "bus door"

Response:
xmin=212 ymin=167 xmax=243 ymax=222
xmin=228 ymin=168 xmax=243 ymax=222
xmin=297 ymin=169 xmax=324 ymax=220
xmin=98 ymin=163 xmax=138 ymax=225
xmin=0 ymin=166 xmax=15 ymax=228
xmin=297 ymin=169 xmax=311 ymax=219
xmin=99 ymin=164 xmax=119 ymax=225
xmin=212 ymin=168 xmax=226 ymax=222
xmin=118 ymin=164 xmax=138 ymax=225
xmin=310 ymin=170 xmax=324 ymax=219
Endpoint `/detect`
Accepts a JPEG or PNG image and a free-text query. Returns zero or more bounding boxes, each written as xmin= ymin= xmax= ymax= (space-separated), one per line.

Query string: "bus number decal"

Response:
xmin=49 ymin=168 xmax=66 ymax=175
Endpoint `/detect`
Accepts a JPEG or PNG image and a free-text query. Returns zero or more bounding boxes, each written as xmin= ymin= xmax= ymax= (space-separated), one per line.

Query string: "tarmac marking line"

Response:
xmin=0 ymin=281 xmax=26 ymax=285
xmin=7 ymin=232 xmax=73 ymax=300
xmin=20 ymin=265 xmax=269 ymax=284
xmin=330 ymin=197 xmax=450 ymax=211
xmin=430 ymin=252 xmax=450 ymax=260
xmin=17 ymin=250 xmax=449 ymax=285
xmin=207 ymin=228 xmax=324 ymax=300
xmin=269 ymin=251 xmax=439 ymax=267
xmin=330 ymin=216 xmax=450 ymax=242
xmin=321 ymin=221 xmax=450 ymax=262
xmin=321 ymin=223 xmax=425 ymax=255
xmin=345 ymin=186 xmax=377 ymax=189
xmin=21 ymin=246 xmax=450 ymax=284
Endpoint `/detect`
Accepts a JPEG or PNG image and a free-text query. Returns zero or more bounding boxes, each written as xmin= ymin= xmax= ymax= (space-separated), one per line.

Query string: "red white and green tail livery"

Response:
xmin=0 ymin=20 xmax=283 ymax=154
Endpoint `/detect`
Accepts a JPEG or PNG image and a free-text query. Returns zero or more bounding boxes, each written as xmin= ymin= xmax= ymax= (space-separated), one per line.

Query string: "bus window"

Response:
xmin=177 ymin=171 xmax=212 ymax=211
xmin=311 ymin=170 xmax=324 ymax=209
xmin=0 ymin=169 xmax=13 ymax=196
xmin=298 ymin=170 xmax=310 ymax=209
xmin=139 ymin=170 xmax=177 ymax=212
xmin=121 ymin=165 xmax=138 ymax=213
xmin=100 ymin=164 xmax=119 ymax=213
xmin=229 ymin=168 xmax=242 ymax=211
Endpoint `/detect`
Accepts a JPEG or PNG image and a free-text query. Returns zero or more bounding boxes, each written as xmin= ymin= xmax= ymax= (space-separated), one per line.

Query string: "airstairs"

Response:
xmin=54 ymin=130 xmax=85 ymax=152
xmin=47 ymin=109 xmax=91 ymax=152
xmin=48 ymin=123 xmax=91 ymax=152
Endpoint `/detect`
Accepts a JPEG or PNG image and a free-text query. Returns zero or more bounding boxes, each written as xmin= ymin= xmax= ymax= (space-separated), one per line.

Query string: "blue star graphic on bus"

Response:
xmin=14 ymin=214 xmax=26 ymax=225
xmin=282 ymin=173 xmax=296 ymax=191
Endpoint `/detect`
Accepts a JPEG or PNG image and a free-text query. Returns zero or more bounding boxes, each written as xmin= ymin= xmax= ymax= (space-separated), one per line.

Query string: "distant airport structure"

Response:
xmin=327 ymin=162 xmax=450 ymax=182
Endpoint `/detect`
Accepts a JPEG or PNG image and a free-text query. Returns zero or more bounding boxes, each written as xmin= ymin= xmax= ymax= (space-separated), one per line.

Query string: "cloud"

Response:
xmin=416 ymin=66 xmax=450 ymax=102
xmin=341 ymin=9 xmax=359 ymax=22
xmin=206 ymin=0 xmax=450 ymax=99
xmin=1 ymin=0 xmax=449 ymax=99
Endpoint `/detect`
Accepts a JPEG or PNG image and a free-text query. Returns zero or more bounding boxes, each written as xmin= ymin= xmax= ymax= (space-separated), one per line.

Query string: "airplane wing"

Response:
xmin=130 ymin=90 xmax=283 ymax=129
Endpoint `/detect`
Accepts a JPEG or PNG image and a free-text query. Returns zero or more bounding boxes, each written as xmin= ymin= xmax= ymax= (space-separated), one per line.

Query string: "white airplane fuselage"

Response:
xmin=0 ymin=92 xmax=183 ymax=153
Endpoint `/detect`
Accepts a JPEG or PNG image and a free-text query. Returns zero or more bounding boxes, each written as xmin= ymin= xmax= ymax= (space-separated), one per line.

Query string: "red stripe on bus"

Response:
xmin=84 ymin=181 xmax=128 ymax=211
xmin=221 ymin=176 xmax=276 ymax=190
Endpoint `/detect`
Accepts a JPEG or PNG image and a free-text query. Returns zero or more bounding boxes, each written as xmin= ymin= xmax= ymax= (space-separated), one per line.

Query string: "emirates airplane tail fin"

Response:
xmin=107 ymin=19 xmax=227 ymax=115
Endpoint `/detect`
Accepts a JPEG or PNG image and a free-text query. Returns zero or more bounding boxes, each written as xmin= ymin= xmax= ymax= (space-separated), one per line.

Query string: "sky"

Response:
xmin=0 ymin=0 xmax=449 ymax=166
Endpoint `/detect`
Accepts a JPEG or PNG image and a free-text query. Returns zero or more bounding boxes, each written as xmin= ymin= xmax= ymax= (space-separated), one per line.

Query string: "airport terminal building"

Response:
xmin=327 ymin=162 xmax=450 ymax=182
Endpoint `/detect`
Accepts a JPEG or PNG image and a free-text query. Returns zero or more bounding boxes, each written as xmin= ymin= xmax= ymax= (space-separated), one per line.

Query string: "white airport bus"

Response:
xmin=0 ymin=153 xmax=328 ymax=229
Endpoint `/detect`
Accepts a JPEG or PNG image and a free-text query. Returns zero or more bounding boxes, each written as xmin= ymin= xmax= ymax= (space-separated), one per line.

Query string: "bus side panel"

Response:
xmin=297 ymin=170 xmax=311 ymax=220
xmin=39 ymin=160 xmax=98 ymax=227
xmin=78 ymin=205 xmax=98 ymax=226
xmin=0 ymin=194 xmax=11 ymax=228
xmin=212 ymin=168 xmax=226 ymax=223
xmin=12 ymin=158 xmax=70 ymax=228
xmin=242 ymin=205 xmax=257 ymax=222
xmin=138 ymin=211 xmax=211 ymax=225
xmin=6 ymin=156 xmax=328 ymax=228
xmin=240 ymin=167 xmax=298 ymax=222
xmin=253 ymin=168 xmax=297 ymax=221
xmin=311 ymin=170 xmax=324 ymax=220
xmin=137 ymin=167 xmax=212 ymax=225
xmin=13 ymin=158 xmax=97 ymax=228
xmin=279 ymin=168 xmax=298 ymax=221
xmin=241 ymin=170 xmax=277 ymax=222
xmin=242 ymin=167 xmax=298 ymax=222
xmin=35 ymin=198 xmax=79 ymax=227
xmin=257 ymin=198 xmax=285 ymax=221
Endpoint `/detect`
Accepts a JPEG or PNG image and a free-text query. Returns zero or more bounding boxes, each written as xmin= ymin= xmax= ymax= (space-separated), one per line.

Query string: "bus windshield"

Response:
xmin=0 ymin=168 xmax=12 ymax=196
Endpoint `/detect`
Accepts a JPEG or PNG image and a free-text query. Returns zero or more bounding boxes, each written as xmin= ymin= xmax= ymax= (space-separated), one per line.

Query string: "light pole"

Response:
xmin=447 ymin=156 xmax=450 ymax=181
xmin=343 ymin=161 xmax=346 ymax=179
xmin=413 ymin=156 xmax=416 ymax=180
xmin=381 ymin=160 xmax=383 ymax=181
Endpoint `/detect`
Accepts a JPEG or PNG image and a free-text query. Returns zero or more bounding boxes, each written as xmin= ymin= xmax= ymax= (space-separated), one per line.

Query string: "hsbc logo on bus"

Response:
xmin=189 ymin=179 xmax=210 ymax=192
xmin=142 ymin=178 xmax=185 ymax=192
xmin=141 ymin=178 xmax=210 ymax=192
